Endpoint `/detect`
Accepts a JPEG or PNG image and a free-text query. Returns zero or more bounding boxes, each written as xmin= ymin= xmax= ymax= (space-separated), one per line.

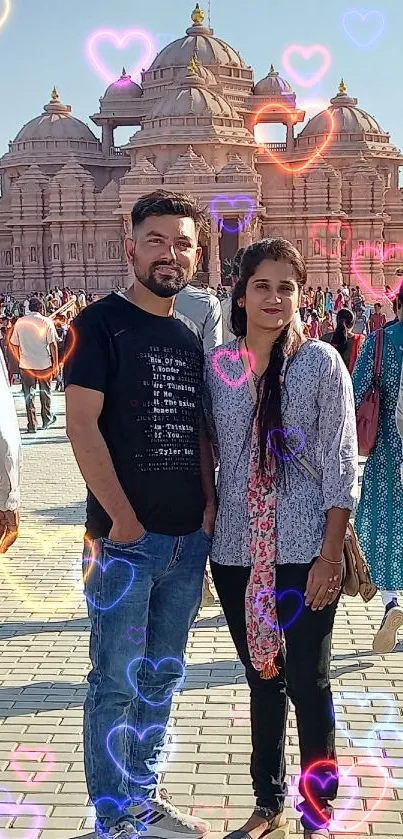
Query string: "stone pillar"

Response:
xmin=208 ymin=216 xmax=221 ymax=287
xmin=102 ymin=123 xmax=114 ymax=155
xmin=239 ymin=218 xmax=253 ymax=248
xmin=286 ymin=121 xmax=294 ymax=152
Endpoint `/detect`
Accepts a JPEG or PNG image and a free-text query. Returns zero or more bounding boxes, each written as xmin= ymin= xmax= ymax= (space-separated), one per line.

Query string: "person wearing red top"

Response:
xmin=369 ymin=303 xmax=387 ymax=332
xmin=334 ymin=289 xmax=344 ymax=313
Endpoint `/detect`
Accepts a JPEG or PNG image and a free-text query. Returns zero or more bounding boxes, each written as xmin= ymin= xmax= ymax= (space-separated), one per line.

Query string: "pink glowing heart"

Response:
xmin=282 ymin=44 xmax=332 ymax=88
xmin=10 ymin=747 xmax=55 ymax=786
xmin=211 ymin=348 xmax=256 ymax=389
xmin=351 ymin=244 xmax=403 ymax=302
xmin=0 ymin=787 xmax=44 ymax=839
xmin=87 ymin=29 xmax=155 ymax=85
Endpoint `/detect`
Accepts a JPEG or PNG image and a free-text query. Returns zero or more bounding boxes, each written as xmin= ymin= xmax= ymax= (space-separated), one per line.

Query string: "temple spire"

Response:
xmin=338 ymin=78 xmax=347 ymax=95
xmin=191 ymin=3 xmax=204 ymax=25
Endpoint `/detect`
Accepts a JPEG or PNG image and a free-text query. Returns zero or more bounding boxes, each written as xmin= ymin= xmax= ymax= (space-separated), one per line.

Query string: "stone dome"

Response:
xmin=101 ymin=69 xmax=142 ymax=103
xmin=13 ymin=88 xmax=98 ymax=143
xmin=149 ymin=4 xmax=247 ymax=70
xmin=149 ymin=66 xmax=238 ymax=119
xmin=254 ymin=64 xmax=293 ymax=96
xmin=297 ymin=80 xmax=387 ymax=139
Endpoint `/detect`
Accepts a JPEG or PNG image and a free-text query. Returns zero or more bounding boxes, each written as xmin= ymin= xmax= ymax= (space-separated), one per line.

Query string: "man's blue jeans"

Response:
xmin=82 ymin=529 xmax=211 ymax=830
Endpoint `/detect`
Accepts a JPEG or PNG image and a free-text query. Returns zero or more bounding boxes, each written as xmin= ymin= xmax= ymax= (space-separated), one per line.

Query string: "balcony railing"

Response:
xmin=262 ymin=142 xmax=287 ymax=152
xmin=109 ymin=146 xmax=125 ymax=156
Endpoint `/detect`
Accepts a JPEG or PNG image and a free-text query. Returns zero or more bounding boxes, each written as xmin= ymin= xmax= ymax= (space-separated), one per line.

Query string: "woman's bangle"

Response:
xmin=319 ymin=553 xmax=343 ymax=566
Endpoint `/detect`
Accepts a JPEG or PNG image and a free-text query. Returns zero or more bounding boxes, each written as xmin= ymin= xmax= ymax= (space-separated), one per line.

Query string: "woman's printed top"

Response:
xmin=203 ymin=338 xmax=358 ymax=567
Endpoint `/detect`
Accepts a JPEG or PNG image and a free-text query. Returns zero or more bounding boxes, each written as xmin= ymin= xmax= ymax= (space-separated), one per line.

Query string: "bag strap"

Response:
xmin=373 ymin=328 xmax=384 ymax=386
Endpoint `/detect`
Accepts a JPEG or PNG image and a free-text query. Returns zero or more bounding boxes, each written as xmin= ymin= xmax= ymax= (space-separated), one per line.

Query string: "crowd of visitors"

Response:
xmin=0 ymin=188 xmax=403 ymax=839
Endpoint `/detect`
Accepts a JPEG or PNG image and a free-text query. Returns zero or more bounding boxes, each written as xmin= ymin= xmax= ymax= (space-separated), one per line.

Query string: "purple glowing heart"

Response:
xmin=87 ymin=29 xmax=156 ymax=85
xmin=127 ymin=626 xmax=146 ymax=644
xmin=254 ymin=588 xmax=304 ymax=631
xmin=127 ymin=656 xmax=185 ymax=706
xmin=210 ymin=195 xmax=255 ymax=234
xmin=342 ymin=10 xmax=385 ymax=48
xmin=83 ymin=557 xmax=135 ymax=611
xmin=95 ymin=796 xmax=153 ymax=837
xmin=107 ymin=724 xmax=166 ymax=783
xmin=267 ymin=427 xmax=306 ymax=461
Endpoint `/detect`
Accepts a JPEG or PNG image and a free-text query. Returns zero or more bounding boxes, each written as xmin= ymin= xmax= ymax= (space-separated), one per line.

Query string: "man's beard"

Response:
xmin=133 ymin=259 xmax=190 ymax=298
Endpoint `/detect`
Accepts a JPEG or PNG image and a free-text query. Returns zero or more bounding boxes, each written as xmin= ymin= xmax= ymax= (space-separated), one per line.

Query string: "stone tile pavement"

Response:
xmin=0 ymin=386 xmax=402 ymax=839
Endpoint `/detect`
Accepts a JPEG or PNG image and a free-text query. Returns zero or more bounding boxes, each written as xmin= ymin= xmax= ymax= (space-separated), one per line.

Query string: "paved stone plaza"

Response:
xmin=0 ymin=387 xmax=402 ymax=839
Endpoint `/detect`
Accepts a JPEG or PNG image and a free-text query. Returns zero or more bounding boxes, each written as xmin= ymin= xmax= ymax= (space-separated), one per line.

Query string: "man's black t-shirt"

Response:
xmin=64 ymin=293 xmax=205 ymax=538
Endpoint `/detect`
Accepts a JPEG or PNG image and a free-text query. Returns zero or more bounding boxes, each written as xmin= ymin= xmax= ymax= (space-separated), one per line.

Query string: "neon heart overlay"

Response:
xmin=94 ymin=796 xmax=153 ymax=836
xmin=211 ymin=347 xmax=256 ymax=389
xmin=107 ymin=724 xmax=168 ymax=782
xmin=300 ymin=757 xmax=388 ymax=832
xmin=254 ymin=102 xmax=335 ymax=174
xmin=267 ymin=427 xmax=306 ymax=462
xmin=83 ymin=555 xmax=135 ymax=611
xmin=0 ymin=787 xmax=45 ymax=839
xmin=351 ymin=244 xmax=403 ymax=302
xmin=342 ymin=10 xmax=385 ymax=48
xmin=127 ymin=656 xmax=185 ymax=706
xmin=7 ymin=321 xmax=77 ymax=381
xmin=0 ymin=0 xmax=10 ymax=31
xmin=127 ymin=625 xmax=146 ymax=644
xmin=210 ymin=195 xmax=256 ymax=234
xmin=254 ymin=588 xmax=304 ymax=631
xmin=282 ymin=44 xmax=332 ymax=88
xmin=310 ymin=221 xmax=352 ymax=258
xmin=87 ymin=29 xmax=155 ymax=85
xmin=10 ymin=747 xmax=55 ymax=786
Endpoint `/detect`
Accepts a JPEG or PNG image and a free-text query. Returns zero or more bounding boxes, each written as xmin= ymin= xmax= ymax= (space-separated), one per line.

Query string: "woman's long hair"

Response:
xmin=231 ymin=238 xmax=307 ymax=476
xmin=331 ymin=308 xmax=354 ymax=357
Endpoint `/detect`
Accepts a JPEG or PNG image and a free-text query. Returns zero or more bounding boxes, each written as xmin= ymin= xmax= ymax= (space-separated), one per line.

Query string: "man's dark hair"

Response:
xmin=131 ymin=190 xmax=208 ymax=237
xmin=29 ymin=297 xmax=43 ymax=313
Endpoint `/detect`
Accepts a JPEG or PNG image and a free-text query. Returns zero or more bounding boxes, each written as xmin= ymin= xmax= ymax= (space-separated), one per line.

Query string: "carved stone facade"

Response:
xmin=1 ymin=5 xmax=402 ymax=295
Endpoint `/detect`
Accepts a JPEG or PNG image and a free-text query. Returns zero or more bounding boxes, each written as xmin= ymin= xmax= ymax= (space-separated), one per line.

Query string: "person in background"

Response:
xmin=204 ymin=237 xmax=357 ymax=839
xmin=299 ymin=288 xmax=309 ymax=322
xmin=334 ymin=288 xmax=344 ymax=314
xmin=314 ymin=287 xmax=325 ymax=319
xmin=351 ymin=286 xmax=364 ymax=314
xmin=174 ymin=281 xmax=223 ymax=350
xmin=320 ymin=312 xmax=334 ymax=338
xmin=324 ymin=287 xmax=333 ymax=315
xmin=383 ymin=296 xmax=399 ymax=329
xmin=309 ymin=310 xmax=320 ymax=339
xmin=321 ymin=308 xmax=364 ymax=375
xmin=353 ymin=305 xmax=368 ymax=336
xmin=54 ymin=315 xmax=68 ymax=392
xmin=341 ymin=282 xmax=350 ymax=305
xmin=9 ymin=297 xmax=58 ymax=433
xmin=0 ymin=348 xmax=21 ymax=554
xmin=306 ymin=286 xmax=315 ymax=307
xmin=77 ymin=289 xmax=87 ymax=313
xmin=397 ymin=363 xmax=403 ymax=485
xmin=369 ymin=302 xmax=386 ymax=332
xmin=353 ymin=281 xmax=403 ymax=654
xmin=221 ymin=248 xmax=245 ymax=343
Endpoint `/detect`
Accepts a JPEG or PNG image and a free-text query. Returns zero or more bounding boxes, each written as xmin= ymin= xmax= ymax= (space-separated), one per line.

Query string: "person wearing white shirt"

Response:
xmin=9 ymin=297 xmax=58 ymax=433
xmin=341 ymin=283 xmax=350 ymax=304
xmin=0 ymin=348 xmax=21 ymax=553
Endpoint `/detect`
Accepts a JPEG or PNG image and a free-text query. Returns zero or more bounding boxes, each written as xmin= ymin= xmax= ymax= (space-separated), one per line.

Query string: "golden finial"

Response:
xmin=191 ymin=3 xmax=205 ymax=25
xmin=51 ymin=86 xmax=60 ymax=102
xmin=187 ymin=53 xmax=199 ymax=74
xmin=338 ymin=78 xmax=347 ymax=95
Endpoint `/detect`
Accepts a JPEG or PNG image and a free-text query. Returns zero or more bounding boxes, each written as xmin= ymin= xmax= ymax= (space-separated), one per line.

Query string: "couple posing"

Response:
xmin=65 ymin=191 xmax=358 ymax=839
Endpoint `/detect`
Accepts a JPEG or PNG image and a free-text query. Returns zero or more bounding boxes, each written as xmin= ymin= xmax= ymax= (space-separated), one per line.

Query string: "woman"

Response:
xmin=314 ymin=287 xmax=325 ymax=319
xmin=321 ymin=308 xmax=364 ymax=374
xmin=204 ymin=238 xmax=357 ymax=839
xmin=353 ymin=284 xmax=403 ymax=653
xmin=334 ymin=289 xmax=344 ymax=314
xmin=309 ymin=310 xmax=320 ymax=339
xmin=320 ymin=312 xmax=334 ymax=338
xmin=324 ymin=288 xmax=333 ymax=315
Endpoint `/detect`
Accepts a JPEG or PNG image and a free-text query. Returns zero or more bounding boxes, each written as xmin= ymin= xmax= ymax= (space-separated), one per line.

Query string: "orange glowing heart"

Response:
xmin=254 ymin=102 xmax=335 ymax=174
xmin=7 ymin=321 xmax=76 ymax=380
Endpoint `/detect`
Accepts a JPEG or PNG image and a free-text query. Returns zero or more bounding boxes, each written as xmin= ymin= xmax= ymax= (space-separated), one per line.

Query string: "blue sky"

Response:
xmin=0 ymin=0 xmax=400 ymax=154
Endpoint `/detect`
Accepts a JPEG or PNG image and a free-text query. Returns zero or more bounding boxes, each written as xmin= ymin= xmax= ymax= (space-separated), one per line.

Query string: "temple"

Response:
xmin=1 ymin=3 xmax=403 ymax=295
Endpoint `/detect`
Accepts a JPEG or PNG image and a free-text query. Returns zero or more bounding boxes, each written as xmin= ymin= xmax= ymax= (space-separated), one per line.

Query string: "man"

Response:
xmin=369 ymin=302 xmax=386 ymax=332
xmin=341 ymin=282 xmax=350 ymax=304
xmin=64 ymin=190 xmax=216 ymax=839
xmin=9 ymin=297 xmax=58 ymax=433
xmin=221 ymin=247 xmax=245 ymax=342
xmin=0 ymin=348 xmax=21 ymax=553
xmin=174 ymin=282 xmax=222 ymax=349
xmin=351 ymin=285 xmax=364 ymax=313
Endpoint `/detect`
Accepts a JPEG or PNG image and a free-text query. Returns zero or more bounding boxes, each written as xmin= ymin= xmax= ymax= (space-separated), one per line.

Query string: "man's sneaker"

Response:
xmin=43 ymin=415 xmax=57 ymax=429
xmin=130 ymin=789 xmax=210 ymax=838
xmin=96 ymin=819 xmax=139 ymax=839
xmin=373 ymin=599 xmax=403 ymax=654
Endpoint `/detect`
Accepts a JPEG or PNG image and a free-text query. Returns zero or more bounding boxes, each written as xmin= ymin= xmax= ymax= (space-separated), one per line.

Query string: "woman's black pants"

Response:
xmin=211 ymin=560 xmax=339 ymax=830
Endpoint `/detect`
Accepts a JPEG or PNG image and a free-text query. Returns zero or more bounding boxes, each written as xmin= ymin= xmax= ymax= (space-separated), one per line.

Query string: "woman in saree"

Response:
xmin=204 ymin=238 xmax=358 ymax=839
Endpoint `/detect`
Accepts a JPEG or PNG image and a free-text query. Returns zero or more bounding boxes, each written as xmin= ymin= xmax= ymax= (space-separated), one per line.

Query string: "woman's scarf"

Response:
xmin=245 ymin=413 xmax=281 ymax=679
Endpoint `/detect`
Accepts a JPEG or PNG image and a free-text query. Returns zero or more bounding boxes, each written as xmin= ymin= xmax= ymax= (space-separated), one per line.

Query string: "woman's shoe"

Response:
xmin=225 ymin=808 xmax=288 ymax=839
xmin=373 ymin=599 xmax=403 ymax=653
